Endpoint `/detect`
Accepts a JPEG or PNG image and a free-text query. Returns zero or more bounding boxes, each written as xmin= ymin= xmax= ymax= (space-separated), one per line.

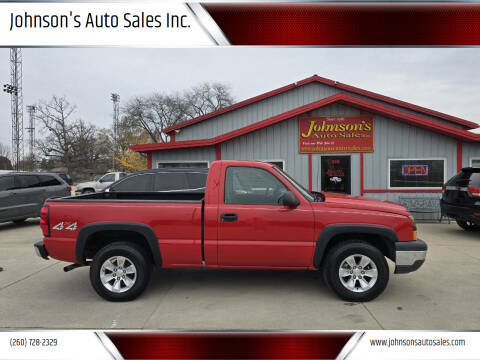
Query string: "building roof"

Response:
xmin=162 ymin=74 xmax=478 ymax=134
xmin=131 ymin=93 xmax=480 ymax=153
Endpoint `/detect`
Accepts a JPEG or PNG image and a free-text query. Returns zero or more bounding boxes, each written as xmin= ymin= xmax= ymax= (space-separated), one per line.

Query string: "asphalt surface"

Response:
xmin=0 ymin=219 xmax=479 ymax=330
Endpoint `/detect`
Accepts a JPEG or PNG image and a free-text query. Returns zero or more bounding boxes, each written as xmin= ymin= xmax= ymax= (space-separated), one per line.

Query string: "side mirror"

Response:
xmin=282 ymin=191 xmax=300 ymax=207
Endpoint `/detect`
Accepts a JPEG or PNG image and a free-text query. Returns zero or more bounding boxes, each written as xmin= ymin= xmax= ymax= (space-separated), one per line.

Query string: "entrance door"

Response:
xmin=321 ymin=156 xmax=351 ymax=194
xmin=217 ymin=165 xmax=315 ymax=268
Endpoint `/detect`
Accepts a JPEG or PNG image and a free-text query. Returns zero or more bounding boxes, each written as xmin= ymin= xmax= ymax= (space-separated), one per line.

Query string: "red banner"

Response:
xmin=299 ymin=116 xmax=374 ymax=154
xmin=203 ymin=3 xmax=480 ymax=45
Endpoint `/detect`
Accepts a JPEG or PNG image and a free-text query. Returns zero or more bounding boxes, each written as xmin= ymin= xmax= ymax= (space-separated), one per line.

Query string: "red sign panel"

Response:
xmin=299 ymin=116 xmax=374 ymax=153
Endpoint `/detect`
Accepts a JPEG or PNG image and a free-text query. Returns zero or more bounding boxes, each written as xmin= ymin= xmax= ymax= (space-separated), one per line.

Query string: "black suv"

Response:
xmin=441 ymin=167 xmax=480 ymax=231
xmin=104 ymin=168 xmax=208 ymax=193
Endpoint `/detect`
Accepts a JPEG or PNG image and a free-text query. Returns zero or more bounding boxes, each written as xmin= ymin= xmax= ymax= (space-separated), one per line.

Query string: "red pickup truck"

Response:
xmin=34 ymin=160 xmax=426 ymax=302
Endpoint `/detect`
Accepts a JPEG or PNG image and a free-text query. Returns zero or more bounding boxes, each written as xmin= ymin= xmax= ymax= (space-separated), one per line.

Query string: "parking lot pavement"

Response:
xmin=0 ymin=220 xmax=479 ymax=330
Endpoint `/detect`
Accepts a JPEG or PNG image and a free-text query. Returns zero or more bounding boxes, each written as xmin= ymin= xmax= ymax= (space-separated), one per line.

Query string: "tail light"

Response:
xmin=66 ymin=186 xmax=72 ymax=192
xmin=40 ymin=205 xmax=50 ymax=237
xmin=442 ymin=185 xmax=446 ymax=193
xmin=468 ymin=187 xmax=480 ymax=198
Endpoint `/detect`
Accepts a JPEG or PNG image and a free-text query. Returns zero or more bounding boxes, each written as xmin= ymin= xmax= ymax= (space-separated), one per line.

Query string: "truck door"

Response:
xmin=217 ymin=165 xmax=315 ymax=268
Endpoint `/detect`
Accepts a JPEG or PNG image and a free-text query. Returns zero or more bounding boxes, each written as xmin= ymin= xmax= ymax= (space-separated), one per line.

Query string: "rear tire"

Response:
xmin=323 ymin=240 xmax=389 ymax=302
xmin=90 ymin=242 xmax=151 ymax=301
xmin=82 ymin=189 xmax=95 ymax=194
xmin=456 ymin=220 xmax=480 ymax=231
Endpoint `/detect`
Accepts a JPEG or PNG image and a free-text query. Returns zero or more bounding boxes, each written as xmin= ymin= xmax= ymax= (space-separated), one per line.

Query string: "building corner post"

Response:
xmin=457 ymin=140 xmax=463 ymax=172
xmin=147 ymin=152 xmax=152 ymax=169
xmin=360 ymin=152 xmax=364 ymax=196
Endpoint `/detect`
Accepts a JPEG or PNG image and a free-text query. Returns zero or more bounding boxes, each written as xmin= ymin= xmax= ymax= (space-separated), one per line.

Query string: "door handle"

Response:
xmin=220 ymin=213 xmax=238 ymax=222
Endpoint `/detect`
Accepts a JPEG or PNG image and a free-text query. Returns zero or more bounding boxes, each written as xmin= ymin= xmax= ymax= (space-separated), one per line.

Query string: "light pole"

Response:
xmin=111 ymin=93 xmax=120 ymax=171
xmin=3 ymin=83 xmax=20 ymax=170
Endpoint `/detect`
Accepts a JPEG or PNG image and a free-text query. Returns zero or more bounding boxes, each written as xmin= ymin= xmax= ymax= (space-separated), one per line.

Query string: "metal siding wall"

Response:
xmin=340 ymin=91 xmax=465 ymax=129
xmin=462 ymin=142 xmax=480 ymax=167
xmin=175 ymin=83 xmax=468 ymax=143
xmin=221 ymin=117 xmax=310 ymax=188
xmin=151 ymin=146 xmax=216 ymax=168
xmin=363 ymin=114 xmax=457 ymax=220
xmin=177 ymin=82 xmax=339 ymax=141
xmin=363 ymin=114 xmax=457 ymax=190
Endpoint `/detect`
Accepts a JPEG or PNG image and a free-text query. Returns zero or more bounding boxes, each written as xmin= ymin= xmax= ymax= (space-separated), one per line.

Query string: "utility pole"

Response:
xmin=25 ymin=105 xmax=36 ymax=169
xmin=111 ymin=93 xmax=120 ymax=171
xmin=2 ymin=48 xmax=24 ymax=171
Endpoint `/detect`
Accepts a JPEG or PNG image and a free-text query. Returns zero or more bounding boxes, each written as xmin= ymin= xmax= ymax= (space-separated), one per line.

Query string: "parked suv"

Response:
xmin=0 ymin=172 xmax=70 ymax=223
xmin=441 ymin=167 xmax=480 ymax=231
xmin=105 ymin=168 xmax=208 ymax=193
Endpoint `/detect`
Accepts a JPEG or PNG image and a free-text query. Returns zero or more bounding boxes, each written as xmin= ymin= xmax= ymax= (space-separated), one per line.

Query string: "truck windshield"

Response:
xmin=274 ymin=167 xmax=315 ymax=202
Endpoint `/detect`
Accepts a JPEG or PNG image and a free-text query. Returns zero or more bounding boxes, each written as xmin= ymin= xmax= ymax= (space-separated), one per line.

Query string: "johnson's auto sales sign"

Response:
xmin=299 ymin=116 xmax=374 ymax=153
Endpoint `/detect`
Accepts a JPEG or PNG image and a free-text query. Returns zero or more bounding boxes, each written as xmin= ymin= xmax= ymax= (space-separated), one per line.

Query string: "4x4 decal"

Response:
xmin=52 ymin=222 xmax=78 ymax=231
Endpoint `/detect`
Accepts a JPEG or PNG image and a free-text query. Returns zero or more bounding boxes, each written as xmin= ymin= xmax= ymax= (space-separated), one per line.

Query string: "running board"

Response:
xmin=63 ymin=262 xmax=90 ymax=272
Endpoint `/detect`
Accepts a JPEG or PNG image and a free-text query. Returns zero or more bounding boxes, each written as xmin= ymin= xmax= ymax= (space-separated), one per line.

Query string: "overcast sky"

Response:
xmin=0 ymin=47 xmax=479 ymax=147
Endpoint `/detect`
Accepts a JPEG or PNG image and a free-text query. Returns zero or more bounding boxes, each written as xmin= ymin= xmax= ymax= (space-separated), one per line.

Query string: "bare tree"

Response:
xmin=0 ymin=142 xmax=10 ymax=159
xmin=36 ymin=96 xmax=110 ymax=172
xmin=0 ymin=142 xmax=12 ymax=170
xmin=122 ymin=82 xmax=234 ymax=143
xmin=184 ymin=82 xmax=234 ymax=118
xmin=122 ymin=94 xmax=188 ymax=143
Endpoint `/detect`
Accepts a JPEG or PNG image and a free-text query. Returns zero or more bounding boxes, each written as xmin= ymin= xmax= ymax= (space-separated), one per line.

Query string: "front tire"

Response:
xmin=323 ymin=241 xmax=389 ymax=302
xmin=90 ymin=242 xmax=151 ymax=301
xmin=456 ymin=220 xmax=480 ymax=231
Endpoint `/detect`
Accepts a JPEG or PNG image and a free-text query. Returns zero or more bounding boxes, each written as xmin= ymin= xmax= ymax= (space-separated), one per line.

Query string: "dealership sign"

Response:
xmin=299 ymin=116 xmax=374 ymax=153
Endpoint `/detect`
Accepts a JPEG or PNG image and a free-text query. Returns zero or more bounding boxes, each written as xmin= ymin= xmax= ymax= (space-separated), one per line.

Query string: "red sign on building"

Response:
xmin=299 ymin=116 xmax=374 ymax=153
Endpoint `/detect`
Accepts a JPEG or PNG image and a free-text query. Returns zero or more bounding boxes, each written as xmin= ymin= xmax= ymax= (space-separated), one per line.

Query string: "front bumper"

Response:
xmin=394 ymin=239 xmax=427 ymax=274
xmin=34 ymin=241 xmax=49 ymax=260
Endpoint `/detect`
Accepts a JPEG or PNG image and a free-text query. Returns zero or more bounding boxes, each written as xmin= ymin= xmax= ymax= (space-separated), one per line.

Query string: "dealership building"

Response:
xmin=131 ymin=75 xmax=480 ymax=219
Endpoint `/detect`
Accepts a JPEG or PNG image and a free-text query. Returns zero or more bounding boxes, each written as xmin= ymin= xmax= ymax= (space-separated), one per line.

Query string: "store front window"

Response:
xmin=389 ymin=159 xmax=445 ymax=188
xmin=321 ymin=156 xmax=351 ymax=194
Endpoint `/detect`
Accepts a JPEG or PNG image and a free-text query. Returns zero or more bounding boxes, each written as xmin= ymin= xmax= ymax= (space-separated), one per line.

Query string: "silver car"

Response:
xmin=0 ymin=172 xmax=70 ymax=223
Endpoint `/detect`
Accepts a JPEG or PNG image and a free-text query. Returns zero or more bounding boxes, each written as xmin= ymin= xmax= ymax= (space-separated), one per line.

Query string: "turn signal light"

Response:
xmin=40 ymin=206 xmax=50 ymax=237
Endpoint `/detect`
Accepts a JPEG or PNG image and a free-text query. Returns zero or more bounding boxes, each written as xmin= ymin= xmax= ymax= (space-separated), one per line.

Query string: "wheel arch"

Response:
xmin=313 ymin=224 xmax=398 ymax=268
xmin=76 ymin=222 xmax=162 ymax=267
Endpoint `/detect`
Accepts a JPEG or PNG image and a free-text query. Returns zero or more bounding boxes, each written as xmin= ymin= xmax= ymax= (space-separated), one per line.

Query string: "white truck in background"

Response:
xmin=75 ymin=172 xmax=127 ymax=195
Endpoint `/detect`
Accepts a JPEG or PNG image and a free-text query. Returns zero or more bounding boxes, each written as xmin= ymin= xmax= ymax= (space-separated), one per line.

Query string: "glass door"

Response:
xmin=321 ymin=156 xmax=351 ymax=194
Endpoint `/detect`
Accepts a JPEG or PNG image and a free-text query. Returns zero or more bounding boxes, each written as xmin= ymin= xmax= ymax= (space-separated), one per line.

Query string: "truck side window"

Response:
xmin=100 ymin=173 xmax=116 ymax=183
xmin=225 ymin=166 xmax=288 ymax=205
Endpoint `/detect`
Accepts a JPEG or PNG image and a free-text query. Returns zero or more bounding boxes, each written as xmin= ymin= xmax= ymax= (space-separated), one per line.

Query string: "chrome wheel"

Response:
xmin=339 ymin=254 xmax=378 ymax=293
xmin=100 ymin=256 xmax=137 ymax=293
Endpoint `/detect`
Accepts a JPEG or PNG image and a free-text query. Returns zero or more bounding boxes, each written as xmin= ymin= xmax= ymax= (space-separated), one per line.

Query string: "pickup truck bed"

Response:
xmin=35 ymin=160 xmax=427 ymax=302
